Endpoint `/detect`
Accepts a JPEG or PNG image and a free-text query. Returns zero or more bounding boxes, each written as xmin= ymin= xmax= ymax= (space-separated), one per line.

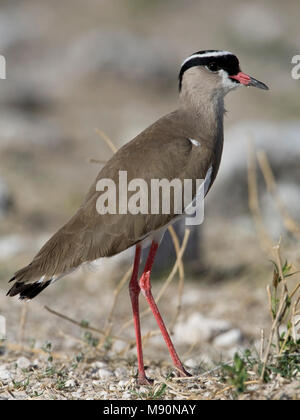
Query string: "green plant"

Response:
xmin=12 ymin=376 xmax=30 ymax=391
xmin=260 ymin=256 xmax=300 ymax=381
xmin=83 ymin=331 xmax=99 ymax=347
xmin=221 ymin=353 xmax=249 ymax=393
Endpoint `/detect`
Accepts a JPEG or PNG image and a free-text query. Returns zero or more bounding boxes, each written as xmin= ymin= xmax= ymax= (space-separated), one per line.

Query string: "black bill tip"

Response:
xmin=248 ymin=76 xmax=269 ymax=90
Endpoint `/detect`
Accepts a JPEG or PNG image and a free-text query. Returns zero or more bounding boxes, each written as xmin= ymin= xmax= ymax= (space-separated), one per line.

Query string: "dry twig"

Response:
xmin=247 ymin=140 xmax=273 ymax=253
xmin=257 ymin=150 xmax=300 ymax=239
xmin=44 ymin=305 xmax=127 ymax=343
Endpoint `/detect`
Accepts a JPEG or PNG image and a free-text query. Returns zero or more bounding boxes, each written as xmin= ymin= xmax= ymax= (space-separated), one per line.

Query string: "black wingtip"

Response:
xmin=7 ymin=280 xmax=51 ymax=300
xmin=21 ymin=280 xmax=52 ymax=300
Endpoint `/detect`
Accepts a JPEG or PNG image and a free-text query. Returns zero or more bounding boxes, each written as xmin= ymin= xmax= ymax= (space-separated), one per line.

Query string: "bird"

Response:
xmin=7 ymin=50 xmax=268 ymax=385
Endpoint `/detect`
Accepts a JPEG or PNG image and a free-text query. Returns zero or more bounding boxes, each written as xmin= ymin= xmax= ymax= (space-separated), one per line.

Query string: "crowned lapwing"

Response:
xmin=8 ymin=50 xmax=268 ymax=384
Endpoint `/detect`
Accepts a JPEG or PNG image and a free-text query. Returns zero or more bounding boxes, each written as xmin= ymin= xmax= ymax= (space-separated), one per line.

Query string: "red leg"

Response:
xmin=129 ymin=245 xmax=153 ymax=385
xmin=139 ymin=241 xmax=190 ymax=377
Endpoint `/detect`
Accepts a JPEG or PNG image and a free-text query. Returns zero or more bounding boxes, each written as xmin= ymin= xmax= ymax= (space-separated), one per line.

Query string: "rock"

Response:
xmin=184 ymin=358 xmax=198 ymax=368
xmin=138 ymin=386 xmax=149 ymax=394
xmin=71 ymin=392 xmax=82 ymax=399
xmin=98 ymin=391 xmax=108 ymax=398
xmin=65 ymin=379 xmax=76 ymax=388
xmin=174 ymin=313 xmax=231 ymax=344
xmin=98 ymin=368 xmax=114 ymax=380
xmin=114 ymin=367 xmax=127 ymax=379
xmin=17 ymin=357 xmax=31 ymax=370
xmin=30 ymin=359 xmax=39 ymax=369
xmin=112 ymin=340 xmax=127 ymax=354
xmin=213 ymin=329 xmax=243 ymax=348
xmin=0 ymin=365 xmax=11 ymax=381
xmin=118 ymin=380 xmax=128 ymax=388
xmin=182 ymin=289 xmax=202 ymax=305
xmin=91 ymin=361 xmax=107 ymax=369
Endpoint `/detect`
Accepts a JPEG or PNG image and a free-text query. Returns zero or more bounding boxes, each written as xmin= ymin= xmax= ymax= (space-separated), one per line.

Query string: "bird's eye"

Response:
xmin=206 ymin=62 xmax=221 ymax=72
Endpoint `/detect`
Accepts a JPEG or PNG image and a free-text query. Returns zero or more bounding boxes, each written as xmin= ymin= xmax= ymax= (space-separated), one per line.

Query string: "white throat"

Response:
xmin=218 ymin=69 xmax=241 ymax=93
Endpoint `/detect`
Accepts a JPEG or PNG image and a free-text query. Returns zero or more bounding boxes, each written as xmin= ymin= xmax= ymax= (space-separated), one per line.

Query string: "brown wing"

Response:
xmin=8 ymin=111 xmax=213 ymax=298
xmin=74 ymin=111 xmax=213 ymax=257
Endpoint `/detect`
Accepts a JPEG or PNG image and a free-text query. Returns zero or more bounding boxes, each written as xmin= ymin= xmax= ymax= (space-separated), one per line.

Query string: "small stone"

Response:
xmin=174 ymin=313 xmax=231 ymax=344
xmin=98 ymin=390 xmax=108 ymax=398
xmin=92 ymin=380 xmax=102 ymax=386
xmin=72 ymin=392 xmax=82 ymax=399
xmin=65 ymin=379 xmax=75 ymax=388
xmin=91 ymin=361 xmax=107 ymax=369
xmin=0 ymin=365 xmax=11 ymax=381
xmin=185 ymin=358 xmax=198 ymax=368
xmin=98 ymin=368 xmax=114 ymax=379
xmin=118 ymin=379 xmax=128 ymax=388
xmin=113 ymin=340 xmax=127 ymax=353
xmin=17 ymin=357 xmax=31 ymax=370
xmin=115 ymin=367 xmax=127 ymax=378
xmin=122 ymin=391 xmax=132 ymax=399
xmin=213 ymin=329 xmax=243 ymax=348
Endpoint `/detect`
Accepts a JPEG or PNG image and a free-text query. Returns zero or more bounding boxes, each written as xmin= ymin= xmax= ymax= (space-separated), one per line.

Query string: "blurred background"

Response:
xmin=0 ymin=0 xmax=300 ymax=371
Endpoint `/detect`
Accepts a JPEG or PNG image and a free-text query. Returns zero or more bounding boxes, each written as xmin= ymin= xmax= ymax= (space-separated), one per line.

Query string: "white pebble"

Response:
xmin=185 ymin=358 xmax=198 ymax=368
xmin=0 ymin=365 xmax=11 ymax=381
xmin=91 ymin=361 xmax=107 ymax=369
xmin=115 ymin=367 xmax=127 ymax=378
xmin=17 ymin=357 xmax=31 ymax=370
xmin=118 ymin=379 xmax=129 ymax=387
xmin=65 ymin=379 xmax=75 ymax=388
xmin=98 ymin=390 xmax=108 ymax=397
xmin=113 ymin=340 xmax=127 ymax=353
xmin=98 ymin=368 xmax=114 ymax=379
xmin=174 ymin=313 xmax=231 ymax=344
xmin=213 ymin=329 xmax=243 ymax=348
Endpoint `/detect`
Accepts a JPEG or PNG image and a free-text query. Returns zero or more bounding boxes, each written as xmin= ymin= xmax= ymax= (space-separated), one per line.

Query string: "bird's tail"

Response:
xmin=7 ymin=263 xmax=56 ymax=300
xmin=7 ymin=225 xmax=82 ymax=300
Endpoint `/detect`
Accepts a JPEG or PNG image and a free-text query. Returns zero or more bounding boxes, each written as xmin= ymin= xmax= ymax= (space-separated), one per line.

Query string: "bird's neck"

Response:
xmin=179 ymin=84 xmax=225 ymax=141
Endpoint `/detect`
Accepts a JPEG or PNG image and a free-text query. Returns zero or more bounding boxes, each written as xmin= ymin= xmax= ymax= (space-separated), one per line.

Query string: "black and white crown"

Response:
xmin=179 ymin=50 xmax=240 ymax=90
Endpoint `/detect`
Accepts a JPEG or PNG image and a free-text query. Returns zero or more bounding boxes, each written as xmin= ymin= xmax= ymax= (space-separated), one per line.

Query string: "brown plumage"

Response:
xmin=8 ymin=106 xmax=222 ymax=298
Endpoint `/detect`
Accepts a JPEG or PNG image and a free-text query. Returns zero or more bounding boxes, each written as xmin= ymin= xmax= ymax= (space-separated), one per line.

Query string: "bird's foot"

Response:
xmin=175 ymin=365 xmax=192 ymax=378
xmin=137 ymin=374 xmax=154 ymax=386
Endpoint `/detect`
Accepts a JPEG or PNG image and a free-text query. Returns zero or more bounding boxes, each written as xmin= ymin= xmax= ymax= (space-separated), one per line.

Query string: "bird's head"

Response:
xmin=179 ymin=50 xmax=269 ymax=97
